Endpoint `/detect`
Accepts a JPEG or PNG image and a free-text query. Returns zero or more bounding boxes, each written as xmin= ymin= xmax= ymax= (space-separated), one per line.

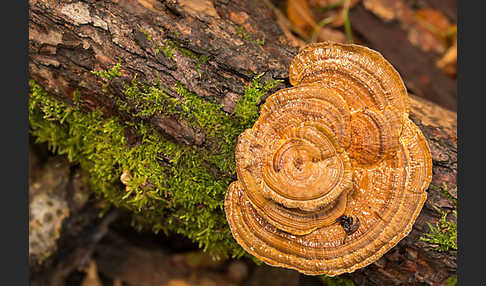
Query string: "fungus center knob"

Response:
xmin=262 ymin=125 xmax=350 ymax=207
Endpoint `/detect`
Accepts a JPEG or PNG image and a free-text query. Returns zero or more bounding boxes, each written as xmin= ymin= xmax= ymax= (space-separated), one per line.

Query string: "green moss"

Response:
xmin=91 ymin=60 xmax=122 ymax=81
xmin=91 ymin=59 xmax=122 ymax=92
xmin=237 ymin=26 xmax=250 ymax=41
xmin=176 ymin=45 xmax=209 ymax=76
xmin=234 ymin=72 xmax=279 ymax=127
xmin=446 ymin=275 xmax=457 ymax=286
xmin=137 ymin=26 xmax=209 ymax=76
xmin=429 ymin=183 xmax=457 ymax=205
xmin=121 ymin=75 xmax=178 ymax=117
xmin=237 ymin=26 xmax=265 ymax=46
xmin=138 ymin=25 xmax=175 ymax=59
xmin=420 ymin=206 xmax=457 ymax=252
xmin=321 ymin=275 xmax=356 ymax=286
xmin=419 ymin=183 xmax=457 ymax=252
xmin=28 ymin=67 xmax=280 ymax=260
xmin=255 ymin=38 xmax=265 ymax=46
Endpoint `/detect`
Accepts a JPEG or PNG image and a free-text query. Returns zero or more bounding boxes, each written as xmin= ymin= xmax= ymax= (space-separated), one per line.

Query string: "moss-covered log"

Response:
xmin=29 ymin=0 xmax=457 ymax=285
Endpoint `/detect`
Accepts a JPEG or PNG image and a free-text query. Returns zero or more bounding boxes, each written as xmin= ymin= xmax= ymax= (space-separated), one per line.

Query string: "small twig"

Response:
xmin=308 ymin=0 xmax=353 ymax=43
xmin=342 ymin=0 xmax=353 ymax=43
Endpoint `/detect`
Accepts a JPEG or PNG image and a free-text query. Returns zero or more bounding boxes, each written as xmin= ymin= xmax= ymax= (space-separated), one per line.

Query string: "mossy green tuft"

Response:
xmin=420 ymin=184 xmax=457 ymax=252
xmin=29 ymin=65 xmax=280 ymax=260
xmin=321 ymin=275 xmax=356 ymax=286
xmin=237 ymin=26 xmax=265 ymax=47
xmin=419 ymin=206 xmax=457 ymax=252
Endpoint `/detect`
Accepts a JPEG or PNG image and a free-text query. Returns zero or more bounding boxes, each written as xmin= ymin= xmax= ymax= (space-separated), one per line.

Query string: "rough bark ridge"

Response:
xmin=29 ymin=0 xmax=457 ymax=285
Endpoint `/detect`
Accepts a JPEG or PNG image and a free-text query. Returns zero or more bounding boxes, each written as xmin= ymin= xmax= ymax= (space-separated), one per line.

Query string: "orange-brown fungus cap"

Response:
xmin=224 ymin=42 xmax=432 ymax=276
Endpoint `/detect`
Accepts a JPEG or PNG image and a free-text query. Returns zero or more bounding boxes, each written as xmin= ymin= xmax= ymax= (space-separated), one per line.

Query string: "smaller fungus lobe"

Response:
xmin=224 ymin=42 xmax=432 ymax=276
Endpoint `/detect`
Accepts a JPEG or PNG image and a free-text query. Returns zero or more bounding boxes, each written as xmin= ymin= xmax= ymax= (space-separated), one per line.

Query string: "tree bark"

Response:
xmin=29 ymin=0 xmax=457 ymax=285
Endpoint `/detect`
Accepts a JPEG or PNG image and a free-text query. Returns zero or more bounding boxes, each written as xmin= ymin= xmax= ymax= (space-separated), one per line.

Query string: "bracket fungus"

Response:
xmin=224 ymin=42 xmax=432 ymax=276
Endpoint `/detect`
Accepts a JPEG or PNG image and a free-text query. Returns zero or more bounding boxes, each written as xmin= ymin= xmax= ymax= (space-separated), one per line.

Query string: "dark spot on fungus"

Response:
xmin=294 ymin=157 xmax=303 ymax=169
xmin=43 ymin=213 xmax=53 ymax=223
xmin=336 ymin=215 xmax=360 ymax=244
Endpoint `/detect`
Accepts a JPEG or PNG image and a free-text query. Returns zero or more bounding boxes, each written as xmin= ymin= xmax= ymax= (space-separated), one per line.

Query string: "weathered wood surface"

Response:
xmin=29 ymin=0 xmax=457 ymax=285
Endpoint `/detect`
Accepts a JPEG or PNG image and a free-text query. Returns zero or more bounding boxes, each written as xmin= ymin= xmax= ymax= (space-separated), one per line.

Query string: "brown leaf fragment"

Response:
xmin=416 ymin=9 xmax=452 ymax=34
xmin=436 ymin=39 xmax=457 ymax=77
xmin=287 ymin=0 xmax=317 ymax=37
xmin=362 ymin=0 xmax=400 ymax=21
xmin=229 ymin=11 xmax=249 ymax=25
xmin=407 ymin=9 xmax=454 ymax=54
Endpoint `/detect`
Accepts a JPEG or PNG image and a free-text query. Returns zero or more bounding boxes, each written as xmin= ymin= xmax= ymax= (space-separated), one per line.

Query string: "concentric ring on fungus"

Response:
xmin=224 ymin=42 xmax=432 ymax=276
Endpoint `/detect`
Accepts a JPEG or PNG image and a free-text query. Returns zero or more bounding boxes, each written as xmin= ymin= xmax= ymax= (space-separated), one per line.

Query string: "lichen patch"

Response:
xmin=60 ymin=2 xmax=92 ymax=25
xmin=92 ymin=15 xmax=108 ymax=31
